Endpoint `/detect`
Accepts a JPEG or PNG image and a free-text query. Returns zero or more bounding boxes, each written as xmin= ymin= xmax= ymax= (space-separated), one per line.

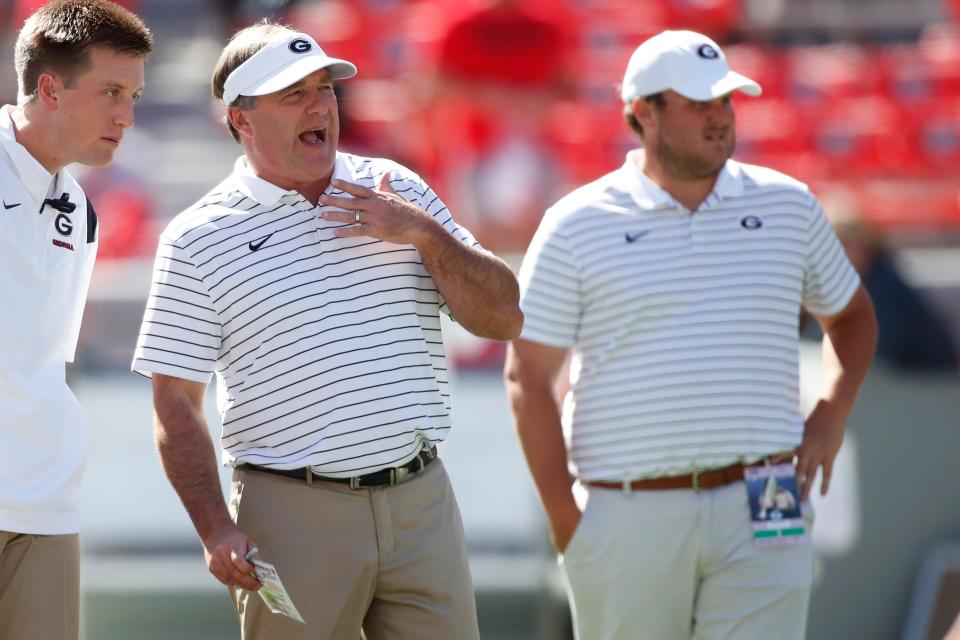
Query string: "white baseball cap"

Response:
xmin=620 ymin=30 xmax=761 ymax=103
xmin=222 ymin=32 xmax=357 ymax=105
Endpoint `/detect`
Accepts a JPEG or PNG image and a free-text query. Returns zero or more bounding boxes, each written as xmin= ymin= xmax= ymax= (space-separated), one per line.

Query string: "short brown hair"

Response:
xmin=623 ymin=92 xmax=665 ymax=138
xmin=211 ymin=21 xmax=293 ymax=143
xmin=15 ymin=0 xmax=153 ymax=101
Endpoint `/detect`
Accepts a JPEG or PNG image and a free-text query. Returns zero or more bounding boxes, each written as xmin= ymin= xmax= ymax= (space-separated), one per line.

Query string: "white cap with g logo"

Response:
xmin=222 ymin=32 xmax=357 ymax=105
xmin=620 ymin=30 xmax=761 ymax=103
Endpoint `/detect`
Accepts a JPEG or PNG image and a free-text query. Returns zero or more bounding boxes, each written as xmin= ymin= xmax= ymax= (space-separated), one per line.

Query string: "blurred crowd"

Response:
xmin=4 ymin=0 xmax=959 ymax=251
xmin=272 ymin=0 xmax=960 ymax=252
xmin=2 ymin=0 xmax=958 ymax=370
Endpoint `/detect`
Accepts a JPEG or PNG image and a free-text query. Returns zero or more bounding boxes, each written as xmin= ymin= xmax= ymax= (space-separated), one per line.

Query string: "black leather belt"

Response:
xmin=238 ymin=446 xmax=438 ymax=490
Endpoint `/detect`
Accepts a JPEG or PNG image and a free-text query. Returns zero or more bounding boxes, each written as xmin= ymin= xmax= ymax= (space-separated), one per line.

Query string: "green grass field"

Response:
xmin=83 ymin=589 xmax=570 ymax=639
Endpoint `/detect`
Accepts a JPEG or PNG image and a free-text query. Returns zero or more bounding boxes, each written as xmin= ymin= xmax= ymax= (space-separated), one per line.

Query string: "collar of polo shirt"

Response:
xmin=0 ymin=107 xmax=61 ymax=202
xmin=232 ymin=152 xmax=355 ymax=206
xmin=623 ymin=150 xmax=744 ymax=210
xmin=222 ymin=33 xmax=357 ymax=106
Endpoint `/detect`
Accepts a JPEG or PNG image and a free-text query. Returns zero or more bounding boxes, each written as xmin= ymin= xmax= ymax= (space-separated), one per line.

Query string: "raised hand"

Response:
xmin=318 ymin=173 xmax=441 ymax=246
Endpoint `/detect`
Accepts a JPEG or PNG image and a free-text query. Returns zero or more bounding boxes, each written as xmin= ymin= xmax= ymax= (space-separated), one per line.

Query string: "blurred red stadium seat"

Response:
xmin=858 ymin=180 xmax=960 ymax=230
xmin=917 ymin=23 xmax=960 ymax=97
xmin=786 ymin=44 xmax=884 ymax=103
xmin=725 ymin=44 xmax=786 ymax=99
xmin=915 ymin=97 xmax=960 ymax=174
xmin=542 ymin=98 xmax=629 ymax=184
xmin=812 ymin=95 xmax=920 ymax=177
xmin=662 ymin=0 xmax=743 ymax=40
xmin=572 ymin=0 xmax=668 ymax=87
xmin=879 ymin=44 xmax=937 ymax=102
xmin=288 ymin=0 xmax=415 ymax=78
xmin=94 ymin=184 xmax=152 ymax=260
xmin=734 ymin=96 xmax=811 ymax=155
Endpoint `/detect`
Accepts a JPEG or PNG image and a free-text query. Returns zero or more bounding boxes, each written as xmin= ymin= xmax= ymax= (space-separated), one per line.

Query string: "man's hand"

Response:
xmin=800 ymin=285 xmax=878 ymax=501
xmin=795 ymin=400 xmax=845 ymax=501
xmin=318 ymin=173 xmax=440 ymax=245
xmin=202 ymin=521 xmax=261 ymax=591
xmin=549 ymin=503 xmax=583 ymax=554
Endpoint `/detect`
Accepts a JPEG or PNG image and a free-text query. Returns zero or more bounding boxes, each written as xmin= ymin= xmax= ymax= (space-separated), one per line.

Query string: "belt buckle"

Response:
xmin=691 ymin=468 xmax=702 ymax=492
xmin=349 ymin=475 xmax=363 ymax=490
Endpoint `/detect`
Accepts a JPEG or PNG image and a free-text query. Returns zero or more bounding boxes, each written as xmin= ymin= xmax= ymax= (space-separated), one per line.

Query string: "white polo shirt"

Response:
xmin=519 ymin=151 xmax=860 ymax=481
xmin=0 ymin=106 xmax=98 ymax=534
xmin=133 ymin=152 xmax=481 ymax=476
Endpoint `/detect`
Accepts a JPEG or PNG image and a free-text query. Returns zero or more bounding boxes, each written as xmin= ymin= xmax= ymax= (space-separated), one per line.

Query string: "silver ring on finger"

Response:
xmin=355 ymin=209 xmax=362 ymax=224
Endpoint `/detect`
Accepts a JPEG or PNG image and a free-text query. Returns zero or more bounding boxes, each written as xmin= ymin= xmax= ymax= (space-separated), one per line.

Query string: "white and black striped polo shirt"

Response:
xmin=519 ymin=151 xmax=860 ymax=481
xmin=133 ymin=152 xmax=480 ymax=475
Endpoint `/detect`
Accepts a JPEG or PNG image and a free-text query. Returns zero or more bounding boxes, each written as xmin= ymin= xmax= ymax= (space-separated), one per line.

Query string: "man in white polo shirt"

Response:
xmin=0 ymin=2 xmax=152 ymax=638
xmin=132 ymin=22 xmax=521 ymax=640
xmin=505 ymin=30 xmax=878 ymax=640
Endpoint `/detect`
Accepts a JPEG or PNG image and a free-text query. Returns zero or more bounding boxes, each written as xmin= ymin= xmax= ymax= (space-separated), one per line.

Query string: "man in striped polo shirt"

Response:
xmin=132 ymin=22 xmax=521 ymax=640
xmin=505 ymin=30 xmax=877 ymax=640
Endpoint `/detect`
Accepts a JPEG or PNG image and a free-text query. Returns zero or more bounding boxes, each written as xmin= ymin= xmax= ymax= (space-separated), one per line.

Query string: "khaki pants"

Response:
xmin=561 ymin=482 xmax=815 ymax=640
xmin=0 ymin=531 xmax=79 ymax=640
xmin=229 ymin=459 xmax=480 ymax=640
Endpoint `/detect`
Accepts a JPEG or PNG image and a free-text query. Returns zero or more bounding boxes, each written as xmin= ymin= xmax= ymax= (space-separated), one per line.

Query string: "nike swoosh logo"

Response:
xmin=248 ymin=234 xmax=273 ymax=251
xmin=625 ymin=230 xmax=649 ymax=243
xmin=3 ymin=200 xmax=20 ymax=210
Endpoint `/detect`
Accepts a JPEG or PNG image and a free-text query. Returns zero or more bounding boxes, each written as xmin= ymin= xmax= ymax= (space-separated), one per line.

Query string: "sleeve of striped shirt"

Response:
xmin=131 ymin=237 xmax=222 ymax=382
xmin=517 ymin=210 xmax=581 ymax=348
xmin=414 ymin=180 xmax=478 ymax=245
xmin=802 ymin=198 xmax=861 ymax=316
xmin=395 ymin=170 xmax=484 ymax=317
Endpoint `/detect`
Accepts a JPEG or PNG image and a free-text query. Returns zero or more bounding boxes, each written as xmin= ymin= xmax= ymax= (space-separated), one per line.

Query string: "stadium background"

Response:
xmin=1 ymin=0 xmax=958 ymax=638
